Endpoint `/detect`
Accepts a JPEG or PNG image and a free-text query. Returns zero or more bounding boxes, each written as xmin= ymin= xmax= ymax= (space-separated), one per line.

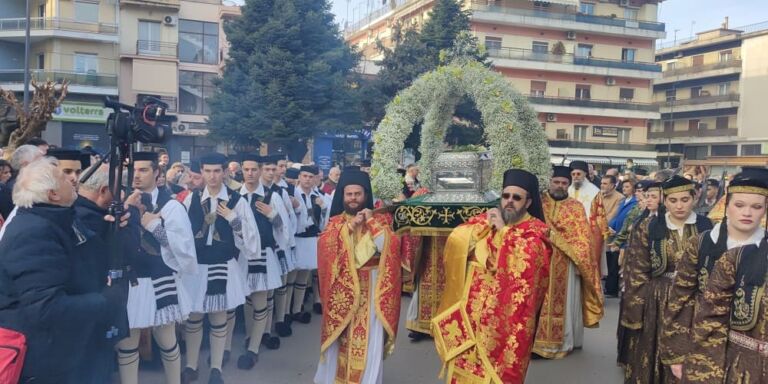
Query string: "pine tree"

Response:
xmin=419 ymin=0 xmax=471 ymax=65
xmin=208 ymin=0 xmax=360 ymax=160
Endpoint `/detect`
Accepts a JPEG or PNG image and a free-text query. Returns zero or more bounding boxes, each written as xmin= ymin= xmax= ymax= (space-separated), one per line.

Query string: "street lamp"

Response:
xmin=666 ymin=83 xmax=676 ymax=169
xmin=23 ymin=0 xmax=31 ymax=113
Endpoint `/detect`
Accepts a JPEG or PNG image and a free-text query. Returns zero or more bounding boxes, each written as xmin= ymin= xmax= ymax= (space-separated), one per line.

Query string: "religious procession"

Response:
xmin=1 ymin=0 xmax=767 ymax=383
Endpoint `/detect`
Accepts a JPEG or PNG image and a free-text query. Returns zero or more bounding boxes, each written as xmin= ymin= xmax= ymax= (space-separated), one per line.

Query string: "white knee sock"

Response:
xmin=208 ymin=311 xmax=228 ymax=371
xmin=184 ymin=313 xmax=205 ymax=371
xmin=153 ymin=323 xmax=181 ymax=384
xmin=116 ymin=328 xmax=141 ymax=384
xmin=292 ymin=270 xmax=311 ymax=315
xmin=224 ymin=309 xmax=237 ymax=351
xmin=247 ymin=292 xmax=269 ymax=354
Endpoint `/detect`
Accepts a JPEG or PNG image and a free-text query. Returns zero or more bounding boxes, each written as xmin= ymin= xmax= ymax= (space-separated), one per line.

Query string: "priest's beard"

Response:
xmin=549 ymin=188 xmax=568 ymax=201
xmin=573 ymin=180 xmax=583 ymax=189
xmin=500 ymin=202 xmax=526 ymax=225
xmin=344 ymin=202 xmax=362 ymax=216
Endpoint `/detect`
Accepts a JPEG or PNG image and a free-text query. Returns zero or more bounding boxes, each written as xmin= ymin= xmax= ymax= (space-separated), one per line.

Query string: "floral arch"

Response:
xmin=370 ymin=60 xmax=552 ymax=200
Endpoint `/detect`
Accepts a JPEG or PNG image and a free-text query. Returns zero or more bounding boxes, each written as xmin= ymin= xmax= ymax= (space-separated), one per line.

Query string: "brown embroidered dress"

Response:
xmin=620 ymin=212 xmax=711 ymax=384
xmin=685 ymin=235 xmax=768 ymax=384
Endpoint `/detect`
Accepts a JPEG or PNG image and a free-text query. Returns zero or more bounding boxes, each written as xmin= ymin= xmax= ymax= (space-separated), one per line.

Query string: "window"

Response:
xmin=621 ymin=48 xmax=636 ymax=62
xmin=711 ymin=145 xmax=737 ymax=157
xmin=37 ymin=53 xmax=44 ymax=70
xmin=556 ymin=129 xmax=568 ymax=139
xmin=74 ymin=53 xmax=98 ymax=73
xmin=617 ymin=128 xmax=630 ymax=144
xmin=575 ymin=84 xmax=591 ymax=100
xmin=576 ymin=44 xmax=593 ymax=58
xmin=179 ymin=71 xmax=216 ymax=115
xmin=719 ymin=50 xmax=733 ymax=63
xmin=717 ymin=83 xmax=730 ymax=96
xmin=138 ymin=21 xmax=162 ymax=54
xmin=619 ymin=88 xmax=634 ymax=101
xmin=484 ymin=36 xmax=502 ymax=54
xmin=742 ymin=144 xmax=762 ymax=156
xmin=684 ymin=146 xmax=708 ymax=160
xmin=530 ymin=81 xmax=546 ymax=97
xmin=692 ymin=55 xmax=704 ymax=66
xmin=688 ymin=119 xmax=699 ymax=131
xmin=665 ymin=89 xmax=677 ymax=101
xmin=38 ymin=4 xmax=45 ymax=18
xmin=623 ymin=8 xmax=638 ymax=21
xmin=667 ymin=61 xmax=676 ymax=70
xmin=690 ymin=86 xmax=703 ymax=98
xmin=74 ymin=1 xmax=98 ymax=23
xmin=663 ymin=120 xmax=674 ymax=132
xmin=532 ymin=41 xmax=549 ymax=53
xmin=716 ymin=116 xmax=729 ymax=130
xmin=573 ymin=125 xmax=588 ymax=142
xmin=179 ymin=19 xmax=219 ymax=65
xmin=579 ymin=2 xmax=595 ymax=15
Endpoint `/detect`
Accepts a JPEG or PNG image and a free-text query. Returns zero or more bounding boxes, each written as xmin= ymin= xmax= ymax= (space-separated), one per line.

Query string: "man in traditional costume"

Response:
xmin=661 ymin=170 xmax=768 ymax=381
xmin=533 ymin=166 xmax=604 ymax=359
xmin=621 ymin=176 xmax=712 ymax=384
xmin=117 ymin=152 xmax=197 ymax=384
xmin=432 ymin=169 xmax=552 ymax=383
xmin=235 ymin=154 xmax=288 ymax=369
xmin=181 ymin=153 xmax=261 ymax=384
xmin=313 ymin=170 xmax=401 ymax=384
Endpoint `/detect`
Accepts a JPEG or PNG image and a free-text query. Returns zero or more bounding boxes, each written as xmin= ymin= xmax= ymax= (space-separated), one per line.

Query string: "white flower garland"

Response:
xmin=371 ymin=61 xmax=551 ymax=200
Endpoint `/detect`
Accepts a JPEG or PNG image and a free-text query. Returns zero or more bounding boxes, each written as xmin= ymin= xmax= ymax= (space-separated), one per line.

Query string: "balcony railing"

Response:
xmin=663 ymin=59 xmax=741 ymax=77
xmin=470 ymin=2 xmax=665 ymax=32
xmin=655 ymin=93 xmax=740 ymax=107
xmin=647 ymin=128 xmax=738 ymax=139
xmin=0 ymin=17 xmax=118 ymax=35
xmin=136 ymin=40 xmax=178 ymax=57
xmin=549 ymin=139 xmax=657 ymax=152
xmin=120 ymin=0 xmax=180 ymax=8
xmin=528 ymin=95 xmax=659 ymax=112
xmin=487 ymin=47 xmax=661 ymax=72
xmin=0 ymin=70 xmax=117 ymax=87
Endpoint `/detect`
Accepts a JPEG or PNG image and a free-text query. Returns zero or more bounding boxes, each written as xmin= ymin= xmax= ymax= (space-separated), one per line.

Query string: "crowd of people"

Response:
xmin=0 ymin=137 xmax=766 ymax=384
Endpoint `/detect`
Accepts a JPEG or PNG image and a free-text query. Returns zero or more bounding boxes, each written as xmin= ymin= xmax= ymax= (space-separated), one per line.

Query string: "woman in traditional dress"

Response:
xmin=684 ymin=171 xmax=768 ymax=383
xmin=620 ymin=176 xmax=713 ymax=384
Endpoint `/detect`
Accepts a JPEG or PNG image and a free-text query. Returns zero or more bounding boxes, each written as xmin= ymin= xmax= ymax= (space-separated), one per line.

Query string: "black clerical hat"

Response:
xmin=199 ymin=153 xmax=227 ymax=166
xmin=552 ymin=166 xmax=572 ymax=183
xmin=569 ymin=160 xmax=589 ymax=173
xmin=299 ymin=165 xmax=319 ymax=175
xmin=133 ymin=151 xmax=159 ymax=163
xmin=330 ymin=170 xmax=374 ymax=217
xmin=189 ymin=159 xmax=201 ymax=173
xmin=502 ymin=168 xmax=544 ymax=222
xmin=285 ymin=168 xmax=300 ymax=179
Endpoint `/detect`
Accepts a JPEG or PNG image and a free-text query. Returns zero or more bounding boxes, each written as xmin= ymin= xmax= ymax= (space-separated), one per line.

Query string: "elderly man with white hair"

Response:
xmin=0 ymin=157 xmax=129 ymax=383
xmin=0 ymin=144 xmax=44 ymax=219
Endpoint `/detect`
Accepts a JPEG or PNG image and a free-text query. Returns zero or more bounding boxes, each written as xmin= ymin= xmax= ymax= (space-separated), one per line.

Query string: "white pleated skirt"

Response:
xmin=294 ymin=236 xmax=318 ymax=270
xmin=126 ymin=274 xmax=191 ymax=329
xmin=181 ymin=258 xmax=247 ymax=314
xmin=239 ymin=247 xmax=284 ymax=294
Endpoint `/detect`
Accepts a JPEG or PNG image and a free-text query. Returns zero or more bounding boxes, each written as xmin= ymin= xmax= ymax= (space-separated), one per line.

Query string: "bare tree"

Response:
xmin=0 ymin=79 xmax=68 ymax=155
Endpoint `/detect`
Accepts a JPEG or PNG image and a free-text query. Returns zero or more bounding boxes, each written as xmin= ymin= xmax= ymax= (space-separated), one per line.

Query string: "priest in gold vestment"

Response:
xmin=432 ymin=169 xmax=552 ymax=384
xmin=314 ymin=170 xmax=401 ymax=384
xmin=533 ymin=166 xmax=604 ymax=359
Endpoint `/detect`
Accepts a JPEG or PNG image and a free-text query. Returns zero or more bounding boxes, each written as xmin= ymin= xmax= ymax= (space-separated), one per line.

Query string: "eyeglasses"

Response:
xmin=501 ymin=192 xmax=527 ymax=202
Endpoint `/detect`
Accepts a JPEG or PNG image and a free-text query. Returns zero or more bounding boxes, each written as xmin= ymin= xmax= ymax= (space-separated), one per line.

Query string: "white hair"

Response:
xmin=10 ymin=144 xmax=44 ymax=171
xmin=12 ymin=157 xmax=61 ymax=208
xmin=79 ymin=164 xmax=110 ymax=193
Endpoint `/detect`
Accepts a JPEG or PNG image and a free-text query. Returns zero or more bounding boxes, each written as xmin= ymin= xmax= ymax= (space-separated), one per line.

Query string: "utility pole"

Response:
xmin=23 ymin=0 xmax=31 ymax=113
xmin=667 ymin=83 xmax=676 ymax=169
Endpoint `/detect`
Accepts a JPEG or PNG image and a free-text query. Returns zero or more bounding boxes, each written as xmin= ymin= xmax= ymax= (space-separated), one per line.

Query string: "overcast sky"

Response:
xmin=328 ymin=0 xmax=768 ymax=44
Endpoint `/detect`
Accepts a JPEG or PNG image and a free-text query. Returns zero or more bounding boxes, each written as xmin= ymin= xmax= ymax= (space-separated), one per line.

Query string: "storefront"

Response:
xmin=45 ymin=102 xmax=111 ymax=152
xmin=312 ymin=131 xmax=370 ymax=175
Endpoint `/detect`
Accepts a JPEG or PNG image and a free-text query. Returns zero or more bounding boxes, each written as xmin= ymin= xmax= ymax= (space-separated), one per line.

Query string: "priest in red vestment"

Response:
xmin=314 ymin=170 xmax=401 ymax=384
xmin=432 ymin=169 xmax=552 ymax=384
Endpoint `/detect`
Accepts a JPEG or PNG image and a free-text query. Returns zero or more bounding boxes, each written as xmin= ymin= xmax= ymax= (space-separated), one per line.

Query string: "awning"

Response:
xmin=565 ymin=155 xmax=612 ymax=165
xmin=529 ymin=0 xmax=579 ymax=6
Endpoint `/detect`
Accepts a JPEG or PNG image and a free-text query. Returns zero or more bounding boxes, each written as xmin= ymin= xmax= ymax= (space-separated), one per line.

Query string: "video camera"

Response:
xmin=105 ymin=97 xmax=176 ymax=145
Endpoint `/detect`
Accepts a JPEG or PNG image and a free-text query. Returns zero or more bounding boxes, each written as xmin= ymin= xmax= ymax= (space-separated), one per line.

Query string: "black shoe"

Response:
xmin=207 ymin=350 xmax=230 ymax=367
xmin=408 ymin=331 xmax=431 ymax=342
xmin=284 ymin=314 xmax=293 ymax=325
xmin=292 ymin=312 xmax=311 ymax=324
xmin=208 ymin=368 xmax=225 ymax=384
xmin=181 ymin=367 xmax=198 ymax=384
xmin=313 ymin=303 xmax=323 ymax=314
xmin=275 ymin=321 xmax=293 ymax=337
xmin=236 ymin=351 xmax=258 ymax=370
xmin=261 ymin=333 xmax=281 ymax=350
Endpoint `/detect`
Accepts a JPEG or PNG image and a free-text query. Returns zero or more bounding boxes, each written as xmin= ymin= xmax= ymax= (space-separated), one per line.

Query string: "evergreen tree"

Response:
xmin=419 ymin=0 xmax=471 ymax=65
xmin=208 ymin=0 xmax=360 ymax=160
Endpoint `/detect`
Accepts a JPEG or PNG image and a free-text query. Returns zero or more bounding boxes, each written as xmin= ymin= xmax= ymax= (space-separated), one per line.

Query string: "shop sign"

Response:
xmin=52 ymin=102 xmax=110 ymax=123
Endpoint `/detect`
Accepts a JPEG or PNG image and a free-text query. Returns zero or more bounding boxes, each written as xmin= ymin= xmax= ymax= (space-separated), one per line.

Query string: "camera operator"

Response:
xmin=0 ymin=157 xmax=131 ymax=383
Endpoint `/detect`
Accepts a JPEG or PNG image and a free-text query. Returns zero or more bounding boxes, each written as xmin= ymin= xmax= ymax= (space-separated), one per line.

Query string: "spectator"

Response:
xmin=0 ymin=159 xmax=11 ymax=184
xmin=321 ymin=166 xmax=340 ymax=195
xmin=696 ymin=178 xmax=721 ymax=216
xmin=24 ymin=137 xmax=49 ymax=154
xmin=0 ymin=145 xmax=44 ymax=218
xmin=605 ymin=179 xmax=638 ymax=297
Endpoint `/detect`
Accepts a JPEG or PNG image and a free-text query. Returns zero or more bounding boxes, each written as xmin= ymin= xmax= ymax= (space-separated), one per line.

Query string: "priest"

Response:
xmin=432 ymin=169 xmax=552 ymax=384
xmin=533 ymin=166 xmax=603 ymax=359
xmin=313 ymin=170 xmax=401 ymax=384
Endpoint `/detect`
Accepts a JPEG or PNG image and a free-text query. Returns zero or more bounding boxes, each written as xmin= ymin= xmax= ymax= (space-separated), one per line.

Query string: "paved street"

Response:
xmin=129 ymin=297 xmax=623 ymax=383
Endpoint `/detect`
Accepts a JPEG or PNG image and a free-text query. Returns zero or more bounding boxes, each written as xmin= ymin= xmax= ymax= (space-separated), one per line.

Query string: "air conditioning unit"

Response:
xmin=619 ymin=0 xmax=630 ymax=7
xmin=173 ymin=123 xmax=187 ymax=133
xmin=605 ymin=77 xmax=616 ymax=86
xmin=566 ymin=31 xmax=576 ymax=40
xmin=546 ymin=113 xmax=557 ymax=122
xmin=163 ymin=15 xmax=178 ymax=26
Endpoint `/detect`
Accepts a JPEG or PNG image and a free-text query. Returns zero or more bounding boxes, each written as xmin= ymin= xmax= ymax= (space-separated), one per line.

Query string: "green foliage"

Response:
xmin=419 ymin=0 xmax=471 ymax=66
xmin=207 ymin=0 xmax=360 ymax=156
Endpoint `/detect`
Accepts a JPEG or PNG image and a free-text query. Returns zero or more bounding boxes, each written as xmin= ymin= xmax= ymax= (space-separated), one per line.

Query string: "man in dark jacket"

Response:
xmin=0 ymin=157 xmax=128 ymax=383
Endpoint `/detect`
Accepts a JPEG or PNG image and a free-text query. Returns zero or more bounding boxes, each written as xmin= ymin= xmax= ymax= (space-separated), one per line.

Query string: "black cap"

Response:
xmin=635 ymin=180 xmax=652 ymax=191
xmin=133 ymin=151 xmax=159 ymax=163
xmin=262 ymin=154 xmax=283 ymax=165
xmin=189 ymin=158 xmax=201 ymax=173
xmin=740 ymin=167 xmax=768 ymax=183
xmin=635 ymin=167 xmax=648 ymax=176
xmin=502 ymin=168 xmax=544 ymax=222
xmin=240 ymin=154 xmax=261 ymax=163
xmin=552 ymin=166 xmax=572 ymax=183
xmin=569 ymin=160 xmax=589 ymax=173
xmin=359 ymin=159 xmax=371 ymax=167
xmin=47 ymin=148 xmax=82 ymax=162
xmin=199 ymin=153 xmax=227 ymax=166
xmin=330 ymin=170 xmax=374 ymax=217
xmin=299 ymin=165 xmax=319 ymax=175
xmin=662 ymin=175 xmax=695 ymax=196
xmin=705 ymin=178 xmax=720 ymax=188
xmin=729 ymin=171 xmax=768 ymax=197
xmin=646 ymin=181 xmax=662 ymax=192
xmin=343 ymin=165 xmax=361 ymax=172
xmin=285 ymin=168 xmax=300 ymax=179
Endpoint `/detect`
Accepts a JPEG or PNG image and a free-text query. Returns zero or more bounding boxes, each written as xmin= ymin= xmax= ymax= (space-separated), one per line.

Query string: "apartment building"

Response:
xmin=0 ymin=0 xmax=119 ymax=152
xmin=650 ymin=20 xmax=768 ymax=173
xmin=345 ymin=0 xmax=665 ymax=170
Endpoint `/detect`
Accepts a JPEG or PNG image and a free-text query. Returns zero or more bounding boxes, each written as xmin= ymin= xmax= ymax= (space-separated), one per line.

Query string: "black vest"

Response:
xmin=244 ymin=188 xmax=277 ymax=250
xmin=297 ymin=189 xmax=321 ymax=237
xmin=188 ymin=188 xmax=241 ymax=265
xmin=649 ymin=214 xmax=713 ymax=277
xmin=134 ymin=189 xmax=175 ymax=278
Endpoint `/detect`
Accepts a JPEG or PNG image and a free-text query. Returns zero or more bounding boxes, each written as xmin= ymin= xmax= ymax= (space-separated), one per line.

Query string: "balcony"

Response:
xmin=0 ymin=69 xmax=117 ymax=92
xmin=647 ymin=128 xmax=738 ymax=140
xmin=470 ymin=2 xmax=665 ymax=38
xmin=655 ymin=93 xmax=740 ymax=107
xmin=488 ymin=47 xmax=661 ymax=73
xmin=135 ymin=40 xmax=178 ymax=58
xmin=0 ymin=17 xmax=117 ymax=35
xmin=549 ymin=139 xmax=657 ymax=152
xmin=120 ymin=0 xmax=180 ymax=9
xmin=528 ymin=95 xmax=658 ymax=112
xmin=663 ymin=59 xmax=742 ymax=78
